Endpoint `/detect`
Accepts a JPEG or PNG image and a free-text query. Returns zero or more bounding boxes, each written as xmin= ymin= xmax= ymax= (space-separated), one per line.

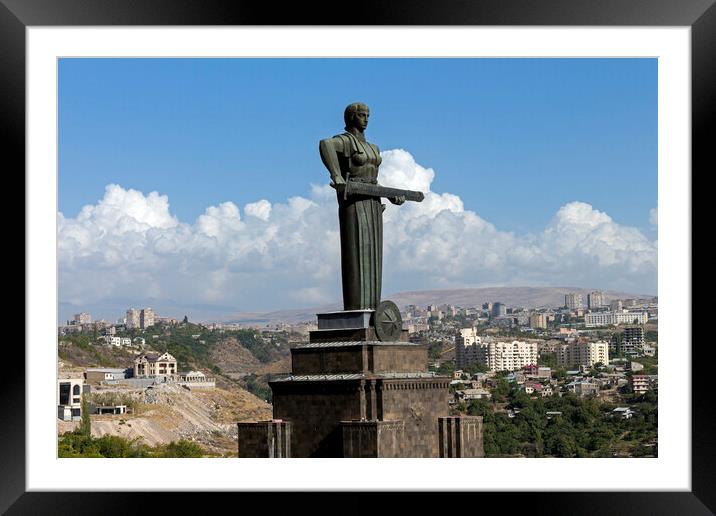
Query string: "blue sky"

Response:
xmin=58 ymin=58 xmax=657 ymax=320
xmin=59 ymin=58 xmax=656 ymax=235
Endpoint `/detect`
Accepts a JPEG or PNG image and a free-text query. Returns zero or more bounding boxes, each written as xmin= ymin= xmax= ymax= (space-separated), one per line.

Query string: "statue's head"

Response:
xmin=344 ymin=102 xmax=370 ymax=131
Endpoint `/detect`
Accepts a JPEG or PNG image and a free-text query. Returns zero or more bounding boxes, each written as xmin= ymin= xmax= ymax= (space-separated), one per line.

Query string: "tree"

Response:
xmin=182 ymin=315 xmax=189 ymax=324
xmin=79 ymin=393 xmax=92 ymax=438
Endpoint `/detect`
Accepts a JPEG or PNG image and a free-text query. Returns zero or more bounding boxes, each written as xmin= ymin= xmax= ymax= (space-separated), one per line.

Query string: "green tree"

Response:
xmin=162 ymin=440 xmax=205 ymax=458
xmin=79 ymin=393 xmax=92 ymax=438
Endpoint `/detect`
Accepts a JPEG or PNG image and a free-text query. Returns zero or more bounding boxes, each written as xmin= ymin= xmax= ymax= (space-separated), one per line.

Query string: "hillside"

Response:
xmin=58 ymin=383 xmax=272 ymax=456
xmin=58 ymin=327 xmax=285 ymax=454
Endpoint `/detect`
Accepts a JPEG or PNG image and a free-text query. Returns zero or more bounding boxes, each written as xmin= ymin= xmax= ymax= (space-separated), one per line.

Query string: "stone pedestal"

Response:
xmin=438 ymin=416 xmax=484 ymax=458
xmin=310 ymin=310 xmax=409 ymax=343
xmin=238 ymin=309 xmax=480 ymax=458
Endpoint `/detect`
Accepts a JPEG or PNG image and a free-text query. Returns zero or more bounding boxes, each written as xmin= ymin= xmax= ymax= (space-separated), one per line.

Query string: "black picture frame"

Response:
xmin=4 ymin=0 xmax=707 ymax=513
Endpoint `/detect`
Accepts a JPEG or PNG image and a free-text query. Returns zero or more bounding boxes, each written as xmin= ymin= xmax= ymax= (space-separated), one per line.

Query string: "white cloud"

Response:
xmin=59 ymin=152 xmax=657 ymax=316
xmin=244 ymin=199 xmax=272 ymax=221
xmin=650 ymin=207 xmax=658 ymax=226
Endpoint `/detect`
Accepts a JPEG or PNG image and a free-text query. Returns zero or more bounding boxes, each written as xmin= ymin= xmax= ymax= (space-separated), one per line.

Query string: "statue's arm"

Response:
xmin=319 ymin=137 xmax=346 ymax=186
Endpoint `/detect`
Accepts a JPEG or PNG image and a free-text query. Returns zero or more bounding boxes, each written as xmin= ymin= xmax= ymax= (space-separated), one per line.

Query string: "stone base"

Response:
xmin=317 ymin=310 xmax=373 ymax=330
xmin=438 ymin=416 xmax=484 ymax=458
xmin=237 ymin=420 xmax=292 ymax=458
xmin=311 ymin=310 xmax=408 ymax=343
xmin=290 ymin=341 xmax=428 ymax=375
xmin=270 ymin=375 xmax=450 ymax=457
xmin=341 ymin=420 xmax=405 ymax=457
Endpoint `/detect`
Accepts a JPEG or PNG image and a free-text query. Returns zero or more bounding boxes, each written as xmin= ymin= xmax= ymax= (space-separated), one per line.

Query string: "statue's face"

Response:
xmin=353 ymin=108 xmax=369 ymax=130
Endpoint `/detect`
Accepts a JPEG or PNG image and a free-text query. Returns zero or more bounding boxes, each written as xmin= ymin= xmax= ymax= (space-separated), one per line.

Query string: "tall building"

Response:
xmin=455 ymin=328 xmax=485 ymax=369
xmin=556 ymin=340 xmax=609 ymax=368
xmin=611 ymin=326 xmax=645 ymax=356
xmin=73 ymin=312 xmax=91 ymax=325
xmin=529 ymin=313 xmax=547 ymax=329
xmin=491 ymin=302 xmax=506 ymax=317
xmin=565 ymin=293 xmax=583 ymax=310
xmin=140 ymin=307 xmax=155 ymax=329
xmin=587 ymin=291 xmax=605 ymax=309
xmin=482 ymin=302 xmax=493 ymax=311
xmin=610 ymin=299 xmax=623 ymax=311
xmin=126 ymin=308 xmax=141 ymax=329
xmin=485 ymin=341 xmax=538 ymax=372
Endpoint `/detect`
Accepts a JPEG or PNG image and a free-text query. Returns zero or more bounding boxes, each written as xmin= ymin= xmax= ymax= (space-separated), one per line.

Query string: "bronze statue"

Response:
xmin=319 ymin=102 xmax=423 ymax=313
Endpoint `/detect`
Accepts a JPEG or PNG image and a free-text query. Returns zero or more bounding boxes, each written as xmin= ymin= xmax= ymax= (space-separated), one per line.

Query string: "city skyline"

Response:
xmin=59 ymin=58 xmax=658 ymax=320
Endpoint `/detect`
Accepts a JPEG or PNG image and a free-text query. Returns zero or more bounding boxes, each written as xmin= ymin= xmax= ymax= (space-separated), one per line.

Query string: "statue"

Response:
xmin=319 ymin=102 xmax=424 ymax=319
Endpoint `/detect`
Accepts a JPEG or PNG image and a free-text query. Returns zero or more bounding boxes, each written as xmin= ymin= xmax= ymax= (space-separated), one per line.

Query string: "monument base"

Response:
xmin=237 ymin=420 xmax=292 ymax=458
xmin=438 ymin=416 xmax=484 ymax=457
xmin=341 ymin=420 xmax=405 ymax=458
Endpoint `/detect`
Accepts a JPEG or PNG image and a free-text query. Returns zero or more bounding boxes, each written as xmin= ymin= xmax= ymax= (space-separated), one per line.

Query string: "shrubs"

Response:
xmin=58 ymin=431 xmax=209 ymax=458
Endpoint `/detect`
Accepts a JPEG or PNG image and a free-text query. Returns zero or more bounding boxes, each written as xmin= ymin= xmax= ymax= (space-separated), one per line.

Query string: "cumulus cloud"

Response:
xmin=58 ymin=151 xmax=657 ymax=316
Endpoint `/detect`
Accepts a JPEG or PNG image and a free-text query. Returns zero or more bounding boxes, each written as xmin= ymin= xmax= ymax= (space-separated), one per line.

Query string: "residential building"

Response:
xmin=134 ymin=352 xmax=177 ymax=379
xmin=126 ymin=308 xmax=141 ymax=329
xmin=84 ymin=368 xmax=132 ymax=384
xmin=455 ymin=388 xmax=492 ymax=402
xmin=140 ymin=307 xmax=155 ymax=329
xmin=529 ymin=313 xmax=547 ymax=330
xmin=491 ymin=303 xmax=507 ymax=317
xmin=587 ymin=291 xmax=605 ymax=309
xmin=610 ymin=299 xmax=624 ymax=311
xmin=57 ymin=377 xmax=86 ymax=421
xmin=455 ymin=327 xmax=485 ymax=369
xmin=630 ymin=375 xmax=650 ymax=394
xmin=567 ymin=380 xmax=600 ymax=397
xmin=178 ymin=371 xmax=216 ymax=389
xmin=73 ymin=312 xmax=91 ymax=325
xmin=623 ymin=326 xmax=645 ymax=355
xmin=565 ymin=293 xmax=583 ymax=310
xmin=485 ymin=341 xmax=538 ymax=372
xmin=584 ymin=311 xmax=649 ymax=328
xmin=556 ymin=340 xmax=609 ymax=368
xmin=612 ymin=407 xmax=634 ymax=419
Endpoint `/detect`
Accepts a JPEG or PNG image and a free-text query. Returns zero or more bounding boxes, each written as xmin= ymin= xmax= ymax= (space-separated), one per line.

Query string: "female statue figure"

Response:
xmin=319 ymin=102 xmax=405 ymax=311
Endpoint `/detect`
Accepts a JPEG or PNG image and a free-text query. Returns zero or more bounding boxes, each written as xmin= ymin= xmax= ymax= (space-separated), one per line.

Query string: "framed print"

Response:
xmin=4 ymin=0 xmax=710 ymax=512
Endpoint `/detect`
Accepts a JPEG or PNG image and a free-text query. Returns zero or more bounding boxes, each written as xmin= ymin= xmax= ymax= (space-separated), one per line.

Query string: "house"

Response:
xmin=178 ymin=370 xmax=216 ymax=389
xmin=455 ymin=388 xmax=492 ymax=401
xmin=566 ymin=380 xmax=600 ymax=397
xmin=134 ymin=352 xmax=177 ymax=379
xmin=84 ymin=368 xmax=132 ymax=385
xmin=523 ymin=381 xmax=543 ymax=395
xmin=630 ymin=375 xmax=650 ymax=394
xmin=57 ymin=377 xmax=87 ymax=421
xmin=612 ymin=407 xmax=634 ymax=419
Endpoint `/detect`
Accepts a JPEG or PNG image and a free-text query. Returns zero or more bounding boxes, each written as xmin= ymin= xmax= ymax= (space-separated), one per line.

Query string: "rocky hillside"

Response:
xmin=59 ymin=383 xmax=272 ymax=456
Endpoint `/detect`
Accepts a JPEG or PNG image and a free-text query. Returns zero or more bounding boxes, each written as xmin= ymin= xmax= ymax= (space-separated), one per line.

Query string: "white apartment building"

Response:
xmin=556 ymin=340 xmax=609 ymax=368
xmin=585 ymin=311 xmax=649 ymax=327
xmin=485 ymin=341 xmax=538 ymax=372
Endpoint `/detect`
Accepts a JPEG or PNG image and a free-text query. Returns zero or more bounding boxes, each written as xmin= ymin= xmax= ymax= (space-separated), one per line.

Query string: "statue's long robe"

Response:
xmin=334 ymin=131 xmax=384 ymax=310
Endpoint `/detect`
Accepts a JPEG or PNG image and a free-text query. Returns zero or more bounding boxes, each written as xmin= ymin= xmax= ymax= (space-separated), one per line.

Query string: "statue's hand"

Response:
xmin=390 ymin=195 xmax=406 ymax=206
xmin=330 ymin=177 xmax=346 ymax=191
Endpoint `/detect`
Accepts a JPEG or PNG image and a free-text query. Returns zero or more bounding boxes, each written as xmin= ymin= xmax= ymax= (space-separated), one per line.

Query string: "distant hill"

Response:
xmin=223 ymin=286 xmax=652 ymax=325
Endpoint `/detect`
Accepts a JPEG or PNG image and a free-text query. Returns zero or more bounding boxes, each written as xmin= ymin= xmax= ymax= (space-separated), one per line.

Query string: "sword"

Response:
xmin=339 ymin=174 xmax=424 ymax=202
